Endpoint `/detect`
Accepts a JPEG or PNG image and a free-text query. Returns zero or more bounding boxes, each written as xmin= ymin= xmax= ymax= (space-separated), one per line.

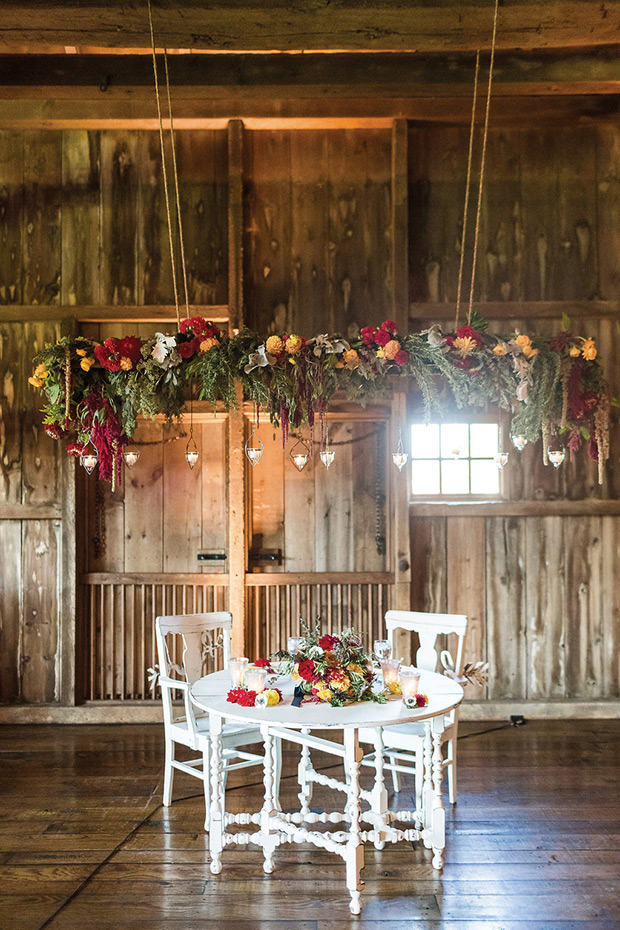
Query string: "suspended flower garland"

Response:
xmin=29 ymin=313 xmax=611 ymax=484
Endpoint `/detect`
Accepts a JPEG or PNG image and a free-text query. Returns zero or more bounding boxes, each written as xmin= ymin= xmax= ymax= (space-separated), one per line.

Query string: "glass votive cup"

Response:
xmin=228 ymin=656 xmax=249 ymax=688
xmin=374 ymin=639 xmax=392 ymax=661
xmin=399 ymin=666 xmax=421 ymax=701
xmin=380 ymin=658 xmax=401 ymax=688
xmin=287 ymin=636 xmax=304 ymax=655
xmin=245 ymin=666 xmax=268 ymax=693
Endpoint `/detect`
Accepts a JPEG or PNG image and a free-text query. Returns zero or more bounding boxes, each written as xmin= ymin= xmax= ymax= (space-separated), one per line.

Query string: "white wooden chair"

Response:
xmin=360 ymin=609 xmax=467 ymax=806
xmin=155 ymin=611 xmax=281 ymax=829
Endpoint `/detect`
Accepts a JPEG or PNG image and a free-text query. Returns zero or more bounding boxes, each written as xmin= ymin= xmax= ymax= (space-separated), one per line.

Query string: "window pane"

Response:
xmin=411 ymin=423 xmax=439 ymax=459
xmin=470 ymin=459 xmax=500 ymax=495
xmin=411 ymin=459 xmax=440 ymax=495
xmin=470 ymin=423 xmax=499 ymax=458
xmin=441 ymin=423 xmax=469 ymax=460
xmin=441 ymin=459 xmax=470 ymax=494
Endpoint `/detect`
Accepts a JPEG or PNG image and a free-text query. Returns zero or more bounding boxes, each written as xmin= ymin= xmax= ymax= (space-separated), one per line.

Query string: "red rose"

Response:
xmin=361 ymin=326 xmax=377 ymax=345
xmin=455 ymin=325 xmax=481 ymax=346
xmin=381 ymin=319 xmax=398 ymax=334
xmin=297 ymin=660 xmax=318 ymax=682
xmin=374 ymin=329 xmax=390 ymax=346
xmin=394 ymin=349 xmax=409 ymax=366
xmin=319 ymin=634 xmax=340 ymax=651
xmin=177 ymin=338 xmax=199 ymax=359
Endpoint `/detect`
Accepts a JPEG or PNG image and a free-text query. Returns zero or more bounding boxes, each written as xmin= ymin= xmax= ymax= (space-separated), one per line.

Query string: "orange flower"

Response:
xmin=28 ymin=376 xmax=43 ymax=387
xmin=453 ymin=335 xmax=477 ymax=357
xmin=522 ymin=344 xmax=538 ymax=359
xmin=582 ymin=337 xmax=597 ymax=361
xmin=569 ymin=346 xmax=581 ymax=357
xmin=331 ymin=676 xmax=351 ymax=692
xmin=285 ymin=334 xmax=302 ymax=354
xmin=80 ymin=357 xmax=95 ymax=371
xmin=76 ymin=348 xmax=88 ymax=357
xmin=199 ymin=337 xmax=218 ymax=353
xmin=493 ymin=343 xmax=507 ymax=356
xmin=34 ymin=364 xmax=48 ymax=379
xmin=515 ymin=334 xmax=531 ymax=348
xmin=343 ymin=348 xmax=359 ymax=369
xmin=119 ymin=356 xmax=133 ymax=371
xmin=316 ymin=686 xmax=333 ymax=701
xmin=384 ymin=339 xmax=401 ymax=361
xmin=266 ymin=335 xmax=283 ymax=356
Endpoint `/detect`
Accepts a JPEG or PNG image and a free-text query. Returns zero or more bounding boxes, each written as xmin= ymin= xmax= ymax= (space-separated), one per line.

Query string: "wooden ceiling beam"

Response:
xmin=0 ymin=2 xmax=619 ymax=53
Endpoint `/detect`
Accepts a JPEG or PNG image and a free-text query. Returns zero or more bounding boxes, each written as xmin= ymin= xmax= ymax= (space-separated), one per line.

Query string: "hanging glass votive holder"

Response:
xmin=548 ymin=440 xmax=565 ymax=468
xmin=185 ymin=430 xmax=199 ymax=469
xmin=80 ymin=435 xmax=99 ymax=475
xmin=392 ymin=427 xmax=408 ymax=471
xmin=245 ymin=426 xmax=264 ymax=467
xmin=494 ymin=451 xmax=509 ymax=469
xmin=290 ymin=437 xmax=310 ymax=472
xmin=511 ymin=434 xmax=527 ymax=452
xmin=450 ymin=446 xmax=462 ymax=460
xmin=320 ymin=426 xmax=335 ymax=469
xmin=122 ymin=444 xmax=140 ymax=469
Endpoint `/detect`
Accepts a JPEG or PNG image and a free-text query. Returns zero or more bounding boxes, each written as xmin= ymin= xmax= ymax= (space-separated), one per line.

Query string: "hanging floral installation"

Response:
xmin=29 ymin=312 xmax=611 ymax=484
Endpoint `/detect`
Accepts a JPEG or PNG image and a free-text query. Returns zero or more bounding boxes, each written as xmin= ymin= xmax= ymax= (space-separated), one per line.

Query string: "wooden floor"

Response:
xmin=1 ymin=720 xmax=620 ymax=929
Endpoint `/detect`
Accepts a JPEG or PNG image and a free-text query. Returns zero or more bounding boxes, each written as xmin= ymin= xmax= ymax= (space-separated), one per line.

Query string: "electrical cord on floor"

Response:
xmin=34 ymin=723 xmax=512 ymax=929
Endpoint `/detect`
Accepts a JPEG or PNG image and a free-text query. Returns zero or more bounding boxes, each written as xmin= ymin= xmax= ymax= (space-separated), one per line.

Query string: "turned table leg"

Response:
xmin=431 ymin=715 xmax=446 ymax=870
xmin=344 ymin=729 xmax=364 ymax=915
xmin=297 ymin=726 xmax=313 ymax=818
xmin=260 ymin=723 xmax=278 ymax=874
xmin=209 ymin=713 xmax=224 ymax=875
xmin=371 ymin=726 xmax=388 ymax=850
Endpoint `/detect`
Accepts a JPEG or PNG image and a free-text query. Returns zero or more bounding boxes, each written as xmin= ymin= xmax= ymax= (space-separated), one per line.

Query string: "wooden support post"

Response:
xmin=390 ymin=390 xmax=412 ymax=658
xmin=391 ymin=118 xmax=409 ymax=336
xmin=59 ymin=317 xmax=77 ymax=704
xmin=227 ymin=119 xmax=246 ymax=655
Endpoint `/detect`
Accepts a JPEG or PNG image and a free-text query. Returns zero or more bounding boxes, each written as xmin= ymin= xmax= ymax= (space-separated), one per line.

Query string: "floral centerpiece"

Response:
xmin=274 ymin=623 xmax=387 ymax=708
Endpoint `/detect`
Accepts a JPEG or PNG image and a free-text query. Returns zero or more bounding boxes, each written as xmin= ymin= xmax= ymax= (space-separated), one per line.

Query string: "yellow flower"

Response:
xmin=266 ymin=335 xmax=283 ymax=356
xmin=387 ymin=680 xmax=402 ymax=695
xmin=569 ymin=346 xmax=581 ymax=357
xmin=493 ymin=343 xmax=507 ymax=356
xmin=285 ymin=334 xmax=302 ymax=355
xmin=582 ymin=337 xmax=597 ymax=361
xmin=384 ymin=339 xmax=401 ymax=361
xmin=265 ymin=689 xmax=281 ymax=706
xmin=376 ymin=347 xmax=386 ymax=359
xmin=28 ymin=376 xmax=43 ymax=387
xmin=347 ymin=664 xmax=363 ymax=676
xmin=119 ymin=356 xmax=133 ymax=371
xmin=289 ymin=357 xmax=297 ymax=365
xmin=316 ymin=687 xmax=333 ymax=701
xmin=335 ymin=360 xmax=345 ymax=368
xmin=331 ymin=676 xmax=351 ymax=692
xmin=80 ymin=357 xmax=95 ymax=372
xmin=199 ymin=337 xmax=218 ymax=353
xmin=76 ymin=348 xmax=87 ymax=357
xmin=522 ymin=344 xmax=538 ymax=359
xmin=34 ymin=363 xmax=48 ymax=378
xmin=343 ymin=349 xmax=359 ymax=370
xmin=453 ymin=335 xmax=476 ymax=357
xmin=291 ymin=664 xmax=301 ymax=684
xmin=515 ymin=334 xmax=531 ymax=348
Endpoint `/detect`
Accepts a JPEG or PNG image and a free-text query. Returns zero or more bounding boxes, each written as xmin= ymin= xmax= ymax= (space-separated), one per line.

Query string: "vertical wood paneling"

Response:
xmin=447 ymin=517 xmax=486 ymax=698
xmin=163 ymin=423 xmax=202 ymax=571
xmin=486 ymin=517 xmax=526 ymax=700
xmin=0 ymin=131 xmax=23 ymax=305
xmin=21 ymin=519 xmax=59 ymax=703
xmin=284 ymin=442 xmax=316 ymax=571
xmin=200 ymin=419 xmax=227 ymax=560
xmin=480 ymin=131 xmax=521 ymax=302
xmin=21 ymin=321 xmax=62 ymax=506
xmin=123 ymin=421 xmax=163 ymax=572
xmin=140 ymin=131 xmax=173 ymax=305
xmin=61 ymin=130 xmax=100 ymax=305
xmin=250 ymin=424 xmax=285 ymax=560
xmin=315 ymin=421 xmax=353 ymax=572
xmin=22 ymin=131 xmax=61 ymax=306
xmin=601 ymin=516 xmax=620 ymax=698
xmin=564 ymin=516 xmax=604 ymax=699
xmin=0 ymin=520 xmax=22 ymax=702
xmin=100 ymin=131 xmax=139 ymax=305
xmin=0 ymin=323 xmax=23 ymax=504
xmin=524 ymin=516 xmax=566 ymax=699
xmin=352 ymin=422 xmax=387 ymax=572
xmin=519 ymin=129 xmax=558 ymax=301
xmin=554 ymin=127 xmax=597 ymax=301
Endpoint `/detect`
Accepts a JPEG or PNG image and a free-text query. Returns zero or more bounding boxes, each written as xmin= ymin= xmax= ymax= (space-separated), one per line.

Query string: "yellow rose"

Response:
xmin=569 ymin=346 xmax=581 ymax=357
xmin=522 ymin=345 xmax=538 ymax=359
xmin=384 ymin=339 xmax=401 ymax=361
xmin=76 ymin=348 xmax=87 ymax=357
xmin=316 ymin=687 xmax=333 ymax=701
xmin=119 ymin=356 xmax=133 ymax=371
xmin=34 ymin=364 xmax=48 ymax=378
xmin=28 ymin=376 xmax=43 ymax=387
xmin=493 ymin=343 xmax=507 ymax=356
xmin=266 ymin=335 xmax=283 ymax=356
xmin=285 ymin=334 xmax=302 ymax=355
xmin=331 ymin=676 xmax=351 ymax=692
xmin=343 ymin=349 xmax=359 ymax=370
xmin=291 ymin=664 xmax=301 ymax=684
xmin=582 ymin=338 xmax=597 ymax=361
xmin=265 ymin=689 xmax=281 ymax=706
xmin=515 ymin=334 xmax=531 ymax=347
xmin=80 ymin=357 xmax=95 ymax=371
xmin=199 ymin=337 xmax=218 ymax=353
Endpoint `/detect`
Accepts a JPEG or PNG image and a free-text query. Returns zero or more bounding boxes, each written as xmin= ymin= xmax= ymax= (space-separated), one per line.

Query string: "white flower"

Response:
xmin=423 ymin=324 xmax=447 ymax=349
xmin=254 ymin=692 xmax=268 ymax=707
xmin=244 ymin=344 xmax=271 ymax=373
xmin=307 ymin=645 xmax=324 ymax=659
xmin=309 ymin=334 xmax=348 ymax=357
xmin=151 ymin=333 xmax=177 ymax=365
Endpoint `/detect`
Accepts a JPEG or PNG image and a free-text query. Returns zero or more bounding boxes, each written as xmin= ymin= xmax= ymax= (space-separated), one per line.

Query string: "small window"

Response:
xmin=410 ymin=421 xmax=502 ymax=498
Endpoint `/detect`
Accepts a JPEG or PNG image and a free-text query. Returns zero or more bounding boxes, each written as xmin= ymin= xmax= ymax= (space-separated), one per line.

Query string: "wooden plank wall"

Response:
xmin=409 ymin=122 xmax=620 ymax=705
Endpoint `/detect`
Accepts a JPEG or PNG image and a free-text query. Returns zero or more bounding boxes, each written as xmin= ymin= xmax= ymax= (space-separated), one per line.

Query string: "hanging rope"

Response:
xmin=466 ymin=0 xmax=500 ymax=325
xmin=454 ymin=50 xmax=480 ymax=332
xmin=163 ymin=49 xmax=190 ymax=318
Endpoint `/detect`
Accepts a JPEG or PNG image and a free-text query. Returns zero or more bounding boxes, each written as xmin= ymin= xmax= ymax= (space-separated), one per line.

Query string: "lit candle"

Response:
xmin=380 ymin=658 xmax=401 ymax=689
xmin=228 ymin=656 xmax=249 ymax=688
xmin=81 ymin=454 xmax=98 ymax=474
xmin=399 ymin=666 xmax=421 ymax=702
xmin=245 ymin=666 xmax=267 ymax=693
xmin=374 ymin=639 xmax=391 ymax=661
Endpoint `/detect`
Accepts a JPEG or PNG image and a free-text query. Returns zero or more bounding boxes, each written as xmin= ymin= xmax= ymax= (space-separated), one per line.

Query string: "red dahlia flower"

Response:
xmin=394 ymin=349 xmax=409 ymax=365
xmin=455 ymin=325 xmax=482 ymax=346
xmin=381 ymin=319 xmax=398 ymax=334
xmin=297 ymin=660 xmax=318 ymax=682
xmin=319 ymin=634 xmax=340 ymax=651
xmin=374 ymin=329 xmax=391 ymax=347
xmin=44 ymin=423 xmax=66 ymax=440
xmin=361 ymin=326 xmax=377 ymax=345
xmin=177 ymin=337 xmax=199 ymax=359
xmin=65 ymin=441 xmax=83 ymax=457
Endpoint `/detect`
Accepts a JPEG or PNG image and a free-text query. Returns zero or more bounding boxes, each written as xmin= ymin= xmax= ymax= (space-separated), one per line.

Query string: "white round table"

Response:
xmin=191 ymin=669 xmax=463 ymax=914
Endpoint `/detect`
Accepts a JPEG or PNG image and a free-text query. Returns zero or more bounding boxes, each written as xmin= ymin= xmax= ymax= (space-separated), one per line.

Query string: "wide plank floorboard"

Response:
xmin=0 ymin=720 xmax=619 ymax=928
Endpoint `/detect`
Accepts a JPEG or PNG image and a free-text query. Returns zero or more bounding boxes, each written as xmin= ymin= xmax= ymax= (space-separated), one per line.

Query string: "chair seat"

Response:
xmin=169 ymin=716 xmax=263 ymax=747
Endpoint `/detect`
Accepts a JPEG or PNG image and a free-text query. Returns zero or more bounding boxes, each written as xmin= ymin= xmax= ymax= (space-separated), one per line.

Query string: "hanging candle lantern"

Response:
xmin=245 ymin=425 xmax=264 ymax=467
xmin=392 ymin=427 xmax=408 ymax=471
xmin=494 ymin=451 xmax=509 ymax=469
xmin=320 ymin=426 xmax=335 ymax=470
xmin=450 ymin=446 xmax=462 ymax=460
xmin=548 ymin=438 xmax=565 ymax=469
xmin=80 ymin=435 xmax=99 ymax=475
xmin=122 ymin=444 xmax=140 ymax=469
xmin=511 ymin=434 xmax=527 ymax=452
xmin=185 ymin=429 xmax=199 ymax=469
xmin=289 ymin=437 xmax=310 ymax=472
